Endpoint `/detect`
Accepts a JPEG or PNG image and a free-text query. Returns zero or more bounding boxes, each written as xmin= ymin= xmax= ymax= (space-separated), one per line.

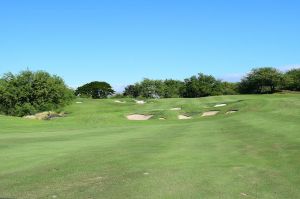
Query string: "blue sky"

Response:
xmin=0 ymin=0 xmax=299 ymax=91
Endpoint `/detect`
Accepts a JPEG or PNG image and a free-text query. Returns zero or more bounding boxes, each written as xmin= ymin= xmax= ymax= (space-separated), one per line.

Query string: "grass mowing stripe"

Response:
xmin=0 ymin=94 xmax=299 ymax=198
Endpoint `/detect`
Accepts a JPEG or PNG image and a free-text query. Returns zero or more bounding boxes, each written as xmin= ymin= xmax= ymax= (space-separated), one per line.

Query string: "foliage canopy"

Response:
xmin=283 ymin=68 xmax=300 ymax=91
xmin=239 ymin=67 xmax=283 ymax=94
xmin=75 ymin=81 xmax=115 ymax=99
xmin=0 ymin=70 xmax=74 ymax=116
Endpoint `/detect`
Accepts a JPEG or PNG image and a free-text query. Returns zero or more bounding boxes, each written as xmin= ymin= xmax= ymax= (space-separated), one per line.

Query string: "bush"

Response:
xmin=0 ymin=70 xmax=74 ymax=117
xmin=123 ymin=79 xmax=184 ymax=98
xmin=283 ymin=68 xmax=300 ymax=91
xmin=123 ymin=84 xmax=140 ymax=98
xmin=138 ymin=79 xmax=164 ymax=98
xmin=180 ymin=73 xmax=223 ymax=97
xmin=220 ymin=82 xmax=238 ymax=95
xmin=163 ymin=79 xmax=184 ymax=98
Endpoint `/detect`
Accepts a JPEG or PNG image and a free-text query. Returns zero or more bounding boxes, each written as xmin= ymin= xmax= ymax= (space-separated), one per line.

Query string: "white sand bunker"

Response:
xmin=202 ymin=111 xmax=219 ymax=117
xmin=178 ymin=115 xmax=192 ymax=120
xmin=114 ymin=100 xmax=126 ymax=103
xmin=226 ymin=110 xmax=238 ymax=114
xmin=127 ymin=114 xmax=153 ymax=120
xmin=170 ymin=107 xmax=181 ymax=111
xmin=214 ymin=104 xmax=226 ymax=107
xmin=134 ymin=100 xmax=146 ymax=104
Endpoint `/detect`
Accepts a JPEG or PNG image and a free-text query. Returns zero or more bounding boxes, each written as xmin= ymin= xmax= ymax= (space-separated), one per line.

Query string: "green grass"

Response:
xmin=0 ymin=94 xmax=300 ymax=199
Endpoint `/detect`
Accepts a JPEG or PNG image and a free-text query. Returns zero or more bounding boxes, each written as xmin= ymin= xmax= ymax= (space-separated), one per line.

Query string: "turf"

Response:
xmin=0 ymin=94 xmax=299 ymax=199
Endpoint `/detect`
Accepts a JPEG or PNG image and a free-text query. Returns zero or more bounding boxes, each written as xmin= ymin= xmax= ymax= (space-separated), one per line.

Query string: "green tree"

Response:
xmin=138 ymin=79 xmax=164 ymax=98
xmin=162 ymin=79 xmax=184 ymax=98
xmin=123 ymin=79 xmax=184 ymax=98
xmin=239 ymin=67 xmax=283 ymax=94
xmin=75 ymin=81 xmax=115 ymax=99
xmin=123 ymin=84 xmax=140 ymax=98
xmin=283 ymin=68 xmax=300 ymax=91
xmin=0 ymin=70 xmax=74 ymax=116
xmin=181 ymin=73 xmax=223 ymax=97
xmin=220 ymin=82 xmax=238 ymax=95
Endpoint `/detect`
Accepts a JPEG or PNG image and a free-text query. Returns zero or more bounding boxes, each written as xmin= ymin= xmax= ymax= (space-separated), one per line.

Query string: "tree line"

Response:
xmin=123 ymin=67 xmax=300 ymax=98
xmin=0 ymin=67 xmax=299 ymax=117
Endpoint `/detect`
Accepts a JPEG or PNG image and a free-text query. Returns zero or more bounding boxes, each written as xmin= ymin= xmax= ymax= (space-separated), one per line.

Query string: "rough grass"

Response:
xmin=0 ymin=94 xmax=299 ymax=198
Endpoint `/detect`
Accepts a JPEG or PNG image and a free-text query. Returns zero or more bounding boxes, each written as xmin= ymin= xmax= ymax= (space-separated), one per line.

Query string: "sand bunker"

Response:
xmin=214 ymin=104 xmax=226 ymax=107
xmin=159 ymin=117 xmax=166 ymax=120
xmin=226 ymin=110 xmax=238 ymax=114
xmin=202 ymin=111 xmax=219 ymax=117
xmin=178 ymin=115 xmax=192 ymax=120
xmin=23 ymin=111 xmax=65 ymax=120
xmin=76 ymin=102 xmax=83 ymax=104
xmin=114 ymin=100 xmax=126 ymax=103
xmin=127 ymin=114 xmax=153 ymax=120
xmin=170 ymin=107 xmax=181 ymax=111
xmin=134 ymin=100 xmax=146 ymax=104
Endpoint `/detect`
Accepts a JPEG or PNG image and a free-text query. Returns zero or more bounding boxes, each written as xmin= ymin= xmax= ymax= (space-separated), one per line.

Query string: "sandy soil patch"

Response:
xmin=24 ymin=111 xmax=65 ymax=120
xmin=170 ymin=107 xmax=181 ymax=111
xmin=178 ymin=115 xmax=192 ymax=120
xmin=202 ymin=111 xmax=219 ymax=116
xmin=226 ymin=110 xmax=238 ymax=114
xmin=114 ymin=100 xmax=126 ymax=103
xmin=127 ymin=114 xmax=153 ymax=120
xmin=214 ymin=104 xmax=226 ymax=107
xmin=134 ymin=100 xmax=146 ymax=104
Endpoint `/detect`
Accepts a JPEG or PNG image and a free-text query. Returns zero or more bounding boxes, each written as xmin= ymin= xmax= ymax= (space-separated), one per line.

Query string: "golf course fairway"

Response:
xmin=0 ymin=94 xmax=299 ymax=199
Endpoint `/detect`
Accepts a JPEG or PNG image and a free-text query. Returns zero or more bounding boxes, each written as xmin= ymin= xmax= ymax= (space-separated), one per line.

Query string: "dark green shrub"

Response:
xmin=123 ymin=84 xmax=140 ymax=98
xmin=0 ymin=70 xmax=74 ymax=116
xmin=180 ymin=73 xmax=223 ymax=97
xmin=283 ymin=68 xmax=300 ymax=91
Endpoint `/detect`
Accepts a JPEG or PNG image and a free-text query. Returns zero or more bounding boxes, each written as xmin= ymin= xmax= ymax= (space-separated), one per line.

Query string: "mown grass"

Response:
xmin=0 ymin=94 xmax=299 ymax=198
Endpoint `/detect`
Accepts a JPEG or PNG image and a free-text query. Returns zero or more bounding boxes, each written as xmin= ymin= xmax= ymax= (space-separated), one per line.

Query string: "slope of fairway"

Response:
xmin=0 ymin=94 xmax=300 ymax=199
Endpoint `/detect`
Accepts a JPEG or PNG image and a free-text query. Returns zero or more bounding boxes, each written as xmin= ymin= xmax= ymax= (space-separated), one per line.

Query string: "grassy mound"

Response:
xmin=0 ymin=94 xmax=299 ymax=198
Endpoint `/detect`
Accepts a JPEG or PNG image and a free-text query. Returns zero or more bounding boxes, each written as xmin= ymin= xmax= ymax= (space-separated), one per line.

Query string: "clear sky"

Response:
xmin=0 ymin=0 xmax=299 ymax=91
